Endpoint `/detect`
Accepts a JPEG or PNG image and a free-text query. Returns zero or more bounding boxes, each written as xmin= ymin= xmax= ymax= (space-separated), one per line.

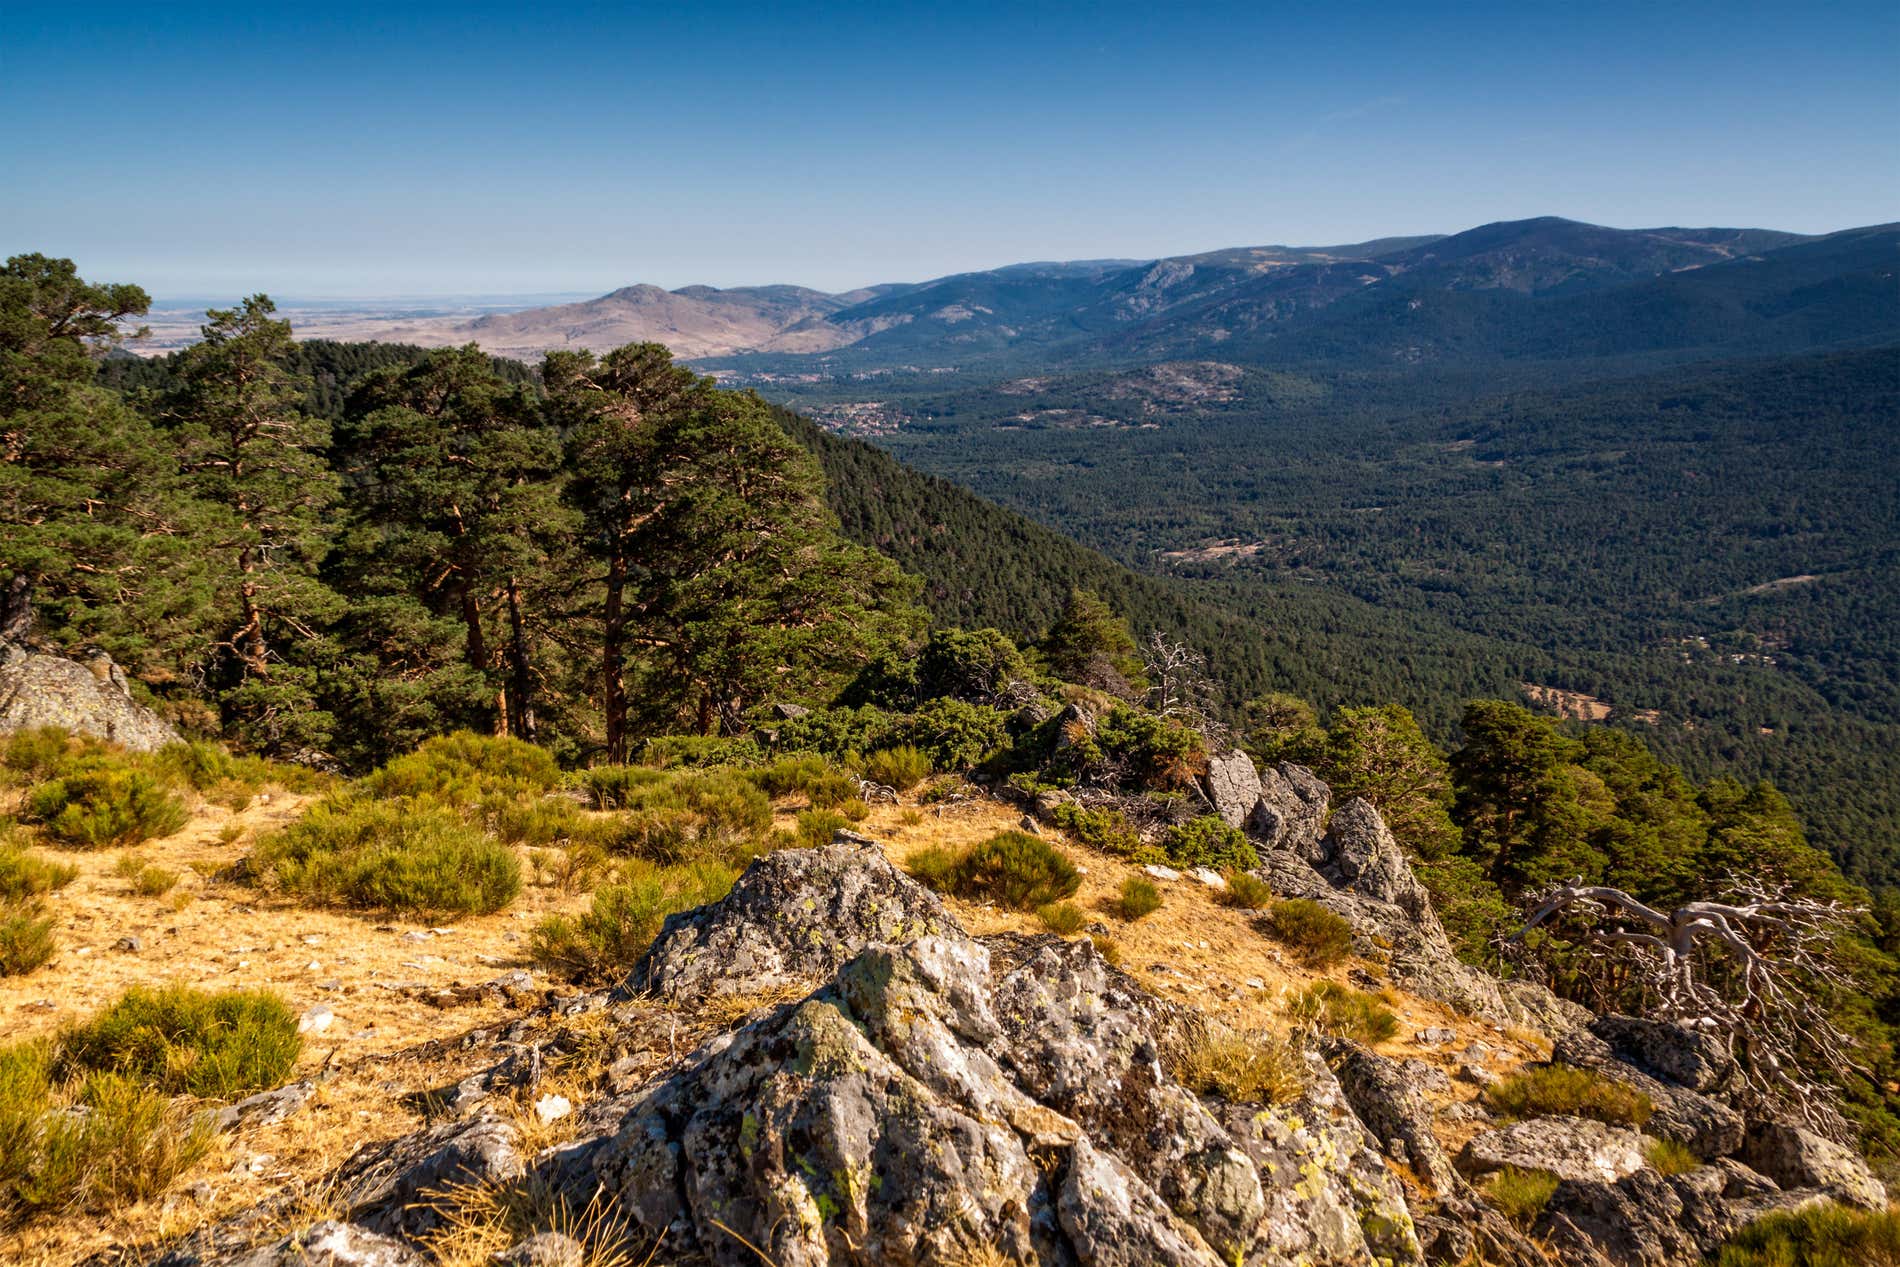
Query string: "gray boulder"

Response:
xmin=1588 ymin=1016 xmax=1736 ymax=1094
xmin=1321 ymin=797 xmax=1438 ymax=925
xmin=626 ymin=836 xmax=961 ymax=1005
xmin=1458 ymin=1115 xmax=1650 ymax=1184
xmin=1203 ymin=750 xmax=1262 ymax=830
xmin=1551 ymin=1029 xmax=1745 ymax=1158
xmin=333 ymin=1113 xmax=525 ymax=1237
xmin=1740 ymin=1120 xmax=1887 ymax=1209
xmin=213 ymin=1221 xmax=425 ymax=1267
xmin=1248 ymin=762 xmax=1331 ymax=860
xmin=0 ymin=639 xmax=178 ymax=752
xmin=213 ymin=1080 xmax=316 ymax=1133
xmin=1535 ymin=1161 xmax=1835 ymax=1267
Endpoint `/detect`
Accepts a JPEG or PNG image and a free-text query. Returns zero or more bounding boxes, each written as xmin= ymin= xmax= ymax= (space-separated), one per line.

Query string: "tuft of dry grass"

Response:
xmin=414 ymin=1178 xmax=647 ymax=1267
xmin=1174 ymin=1027 xmax=1304 ymax=1105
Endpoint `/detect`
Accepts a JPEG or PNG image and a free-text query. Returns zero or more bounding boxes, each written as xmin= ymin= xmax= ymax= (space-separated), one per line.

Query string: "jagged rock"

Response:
xmin=334 ymin=1113 xmax=524 ymax=1237
xmin=493 ymin=1232 xmax=584 ymax=1267
xmin=0 ymin=639 xmax=178 ymax=751
xmin=1534 ymin=1162 xmax=1835 ymax=1267
xmin=214 ymin=1080 xmax=316 ymax=1133
xmin=1740 ymin=1120 xmax=1887 ymax=1209
xmin=1328 ymin=1039 xmax=1458 ymax=1192
xmin=1058 ymin=1136 xmax=1221 ymax=1267
xmin=1203 ymin=750 xmax=1262 ymax=830
xmin=1499 ymin=979 xmax=1594 ymax=1037
xmin=626 ymin=837 xmax=960 ymax=1005
xmin=1588 ymin=1015 xmax=1736 ymax=1094
xmin=212 ymin=1220 xmax=426 ymax=1267
xmin=1321 ymin=798 xmax=1438 ymax=924
xmin=1247 ymin=762 xmax=1331 ymax=860
xmin=1551 ymin=1028 xmax=1744 ymax=1157
xmin=1458 ymin=1115 xmax=1649 ymax=1184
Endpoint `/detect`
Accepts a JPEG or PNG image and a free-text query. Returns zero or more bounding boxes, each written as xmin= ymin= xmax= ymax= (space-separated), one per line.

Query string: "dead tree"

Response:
xmin=1141 ymin=630 xmax=1226 ymax=744
xmin=1513 ymin=878 xmax=1866 ymax=1139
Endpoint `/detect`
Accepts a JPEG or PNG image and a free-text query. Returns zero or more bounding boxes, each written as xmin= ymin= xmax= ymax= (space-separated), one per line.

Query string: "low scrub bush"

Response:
xmin=1118 ymin=875 xmax=1162 ymax=920
xmin=532 ymin=860 xmax=736 ymax=983
xmin=1715 ymin=1206 xmax=1900 ymax=1267
xmin=1091 ymin=934 xmax=1123 ymax=967
xmin=1176 ymin=1029 xmax=1303 ymax=1105
xmin=861 ymin=745 xmax=931 ymax=792
xmin=907 ymin=831 xmax=1081 ymax=911
xmin=1646 ymin=1137 xmax=1700 ymax=1176
xmin=1483 ymin=1166 xmax=1559 ymax=1225
xmin=638 ymin=734 xmax=765 ymax=769
xmin=772 ymin=704 xmax=895 ymax=760
xmin=0 ymin=901 xmax=58 ymax=976
xmin=1162 ymin=816 xmax=1258 ymax=872
xmin=1219 ymin=871 xmax=1272 ymax=909
xmin=1288 ymin=981 xmax=1399 ymax=1044
xmin=1050 ymin=802 xmax=1143 ymax=857
xmin=891 ymin=699 xmax=1011 ymax=771
xmin=361 ymin=732 xmax=560 ymax=803
xmin=24 ymin=764 xmax=188 ymax=848
xmin=487 ymin=796 xmax=585 ymax=847
xmin=57 ymin=983 xmax=301 ymax=1100
xmin=0 ymin=841 xmax=78 ymax=900
xmin=1267 ymin=898 xmax=1354 ymax=967
xmin=1036 ymin=901 xmax=1087 ymax=934
xmin=1483 ymin=1063 xmax=1653 ymax=1128
xmin=114 ymin=855 xmax=180 ymax=896
xmin=148 ymin=740 xmax=319 ymax=808
xmin=574 ymin=764 xmax=669 ymax=810
xmin=252 ymin=796 xmax=521 ymax=918
xmin=0 ymin=1045 xmax=214 ymax=1218
xmin=793 ymin=808 xmax=851 ymax=847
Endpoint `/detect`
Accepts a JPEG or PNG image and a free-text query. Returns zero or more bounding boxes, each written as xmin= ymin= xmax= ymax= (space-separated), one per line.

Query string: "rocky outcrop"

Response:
xmin=1457 ymin=1116 xmax=1650 ymax=1184
xmin=1534 ymin=1161 xmax=1833 ymax=1267
xmin=1203 ymin=750 xmax=1262 ymax=829
xmin=332 ymin=1113 xmax=525 ymax=1237
xmin=0 ymin=639 xmax=178 ymax=751
xmin=1586 ymin=1016 xmax=1736 ymax=1095
xmin=1247 ymin=761 xmax=1331 ymax=860
xmin=626 ymin=835 xmax=961 ymax=1005
xmin=1739 ymin=1120 xmax=1887 ymax=1210
xmin=1552 ymin=1027 xmax=1744 ymax=1157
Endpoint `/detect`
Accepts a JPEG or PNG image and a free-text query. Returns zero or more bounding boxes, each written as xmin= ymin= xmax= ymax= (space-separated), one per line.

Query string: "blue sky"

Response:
xmin=4 ymin=1 xmax=1896 ymax=297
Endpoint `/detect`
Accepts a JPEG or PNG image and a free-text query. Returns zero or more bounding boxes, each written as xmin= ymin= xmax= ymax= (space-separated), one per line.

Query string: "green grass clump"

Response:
xmin=1483 ymin=1063 xmax=1653 ymax=1128
xmin=1 ymin=727 xmax=106 ymax=783
xmin=1219 ymin=871 xmax=1272 ymax=909
xmin=1645 ymin=1137 xmax=1700 ymax=1176
xmin=113 ymin=855 xmax=180 ymax=896
xmin=531 ymin=859 xmax=736 ymax=983
xmin=1267 ymin=898 xmax=1354 ymax=967
xmin=906 ymin=831 xmax=1081 ymax=911
xmin=638 ymin=734 xmax=765 ymax=769
xmin=1036 ymin=901 xmax=1088 ymax=935
xmin=0 ymin=1045 xmax=215 ymax=1219
xmin=1176 ymin=1029 xmax=1303 ymax=1105
xmin=24 ymin=764 xmax=188 ymax=848
xmin=360 ymin=731 xmax=560 ymax=802
xmin=574 ymin=763 xmax=670 ymax=810
xmin=861 ymin=745 xmax=931 ymax=792
xmin=1483 ymin=1166 xmax=1559 ymax=1226
xmin=1049 ymin=802 xmax=1143 ymax=857
xmin=0 ymin=902 xmax=58 ymax=976
xmin=1715 ymin=1206 xmax=1900 ymax=1267
xmin=794 ymin=808 xmax=851 ymax=847
xmin=1288 ymin=981 xmax=1400 ymax=1044
xmin=574 ymin=769 xmax=772 ymax=863
xmin=1162 ymin=816 xmax=1259 ymax=872
xmin=1117 ymin=875 xmax=1162 ymax=920
xmin=251 ymin=796 xmax=521 ymax=918
xmin=0 ymin=841 xmax=79 ymax=900
xmin=56 ymin=983 xmax=301 ymax=1101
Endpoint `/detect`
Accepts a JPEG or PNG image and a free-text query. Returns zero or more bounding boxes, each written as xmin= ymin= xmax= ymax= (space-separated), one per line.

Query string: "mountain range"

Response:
xmin=354 ymin=217 xmax=1897 ymax=371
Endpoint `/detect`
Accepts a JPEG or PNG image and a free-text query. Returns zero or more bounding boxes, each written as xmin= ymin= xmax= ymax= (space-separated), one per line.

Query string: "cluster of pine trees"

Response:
xmin=1 ymin=256 xmax=923 ymax=766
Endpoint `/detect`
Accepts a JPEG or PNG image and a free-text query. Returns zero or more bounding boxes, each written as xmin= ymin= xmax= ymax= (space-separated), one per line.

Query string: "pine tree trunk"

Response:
xmin=237 ymin=544 xmax=269 ymax=677
xmin=603 ymin=548 xmax=628 ymax=763
xmin=505 ymin=576 xmax=536 ymax=743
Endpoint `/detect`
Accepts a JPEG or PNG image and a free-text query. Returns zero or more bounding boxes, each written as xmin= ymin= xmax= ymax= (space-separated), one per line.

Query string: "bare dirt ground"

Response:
xmin=3 ymin=786 xmax=1544 ymax=1264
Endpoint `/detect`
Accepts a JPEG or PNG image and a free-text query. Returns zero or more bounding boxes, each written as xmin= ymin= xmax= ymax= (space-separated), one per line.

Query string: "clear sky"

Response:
xmin=5 ymin=1 xmax=1896 ymax=298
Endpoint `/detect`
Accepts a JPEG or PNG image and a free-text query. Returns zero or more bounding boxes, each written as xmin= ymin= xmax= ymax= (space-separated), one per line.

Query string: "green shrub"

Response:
xmin=1118 ymin=875 xmax=1162 ymax=920
xmin=1288 ymin=981 xmax=1399 ymax=1044
xmin=575 ymin=763 xmax=669 ymax=810
xmin=1646 ymin=1137 xmax=1700 ymax=1176
xmin=802 ymin=770 xmax=860 ymax=809
xmin=1092 ymin=934 xmax=1123 ymax=967
xmin=0 ymin=902 xmax=58 ymax=976
xmin=893 ymin=699 xmax=1011 ymax=771
xmin=1050 ymin=802 xmax=1144 ymax=858
xmin=1037 ymin=901 xmax=1087 ymax=934
xmin=1083 ymin=707 xmax=1207 ymax=791
xmin=907 ymin=831 xmax=1081 ymax=911
xmin=147 ymin=741 xmax=315 ymax=809
xmin=639 ymin=734 xmax=766 ymax=769
xmin=486 ymin=796 xmax=585 ymax=847
xmin=1162 ymin=816 xmax=1258 ymax=872
xmin=0 ymin=842 xmax=78 ymax=901
xmin=1176 ymin=1029 xmax=1303 ymax=1105
xmin=1219 ymin=871 xmax=1273 ymax=909
xmin=1483 ymin=1166 xmax=1559 ymax=1226
xmin=743 ymin=752 xmax=837 ymax=799
xmin=114 ymin=855 xmax=180 ymax=897
xmin=1268 ymin=898 xmax=1354 ymax=967
xmin=1483 ymin=1063 xmax=1653 ymax=1128
xmin=57 ymin=983 xmax=301 ymax=1100
xmin=360 ymin=731 xmax=560 ymax=803
xmin=252 ymin=796 xmax=521 ymax=918
xmin=1715 ymin=1206 xmax=1900 ymax=1267
xmin=862 ymin=745 xmax=932 ymax=792
xmin=24 ymin=764 xmax=188 ymax=848
xmin=794 ymin=808 xmax=851 ymax=847
xmin=1 ymin=726 xmax=99 ymax=782
xmin=773 ymin=705 xmax=895 ymax=759
xmin=531 ymin=859 xmax=736 ymax=982
xmin=915 ymin=627 xmax=1033 ymax=704
xmin=0 ymin=1046 xmax=215 ymax=1217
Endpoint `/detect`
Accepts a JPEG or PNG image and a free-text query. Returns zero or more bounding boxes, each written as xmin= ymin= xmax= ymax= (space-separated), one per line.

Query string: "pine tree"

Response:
xmin=165 ymin=296 xmax=341 ymax=752
xmin=1040 ymin=588 xmax=1147 ymax=697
